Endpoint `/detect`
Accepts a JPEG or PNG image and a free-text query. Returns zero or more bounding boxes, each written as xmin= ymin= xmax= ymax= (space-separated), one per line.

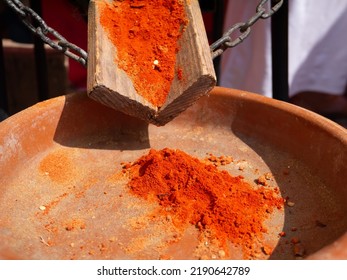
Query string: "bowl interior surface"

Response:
xmin=0 ymin=87 xmax=346 ymax=260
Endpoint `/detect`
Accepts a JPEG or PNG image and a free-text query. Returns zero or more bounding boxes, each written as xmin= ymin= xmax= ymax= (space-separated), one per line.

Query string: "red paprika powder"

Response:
xmin=99 ymin=0 xmax=188 ymax=106
xmin=124 ymin=148 xmax=284 ymax=259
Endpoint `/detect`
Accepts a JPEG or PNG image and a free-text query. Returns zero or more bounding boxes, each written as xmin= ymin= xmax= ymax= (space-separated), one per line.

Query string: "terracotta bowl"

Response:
xmin=0 ymin=87 xmax=346 ymax=260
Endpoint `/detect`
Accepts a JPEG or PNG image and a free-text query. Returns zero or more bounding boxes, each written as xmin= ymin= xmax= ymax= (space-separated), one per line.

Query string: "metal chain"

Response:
xmin=210 ymin=0 xmax=283 ymax=59
xmin=3 ymin=0 xmax=88 ymax=67
xmin=3 ymin=0 xmax=283 ymax=66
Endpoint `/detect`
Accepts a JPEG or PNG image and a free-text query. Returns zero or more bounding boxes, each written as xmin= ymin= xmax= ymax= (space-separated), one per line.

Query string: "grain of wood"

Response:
xmin=87 ymin=0 xmax=216 ymax=126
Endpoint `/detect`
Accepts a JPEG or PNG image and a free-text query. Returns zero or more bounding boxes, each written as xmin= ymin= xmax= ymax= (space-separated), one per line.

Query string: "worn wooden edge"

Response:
xmin=86 ymin=0 xmax=98 ymax=96
xmin=153 ymin=75 xmax=215 ymax=125
xmin=162 ymin=0 xmax=216 ymax=108
xmin=87 ymin=0 xmax=216 ymax=126
xmin=153 ymin=0 xmax=216 ymax=125
xmin=87 ymin=0 xmax=156 ymax=114
xmin=89 ymin=85 xmax=157 ymax=122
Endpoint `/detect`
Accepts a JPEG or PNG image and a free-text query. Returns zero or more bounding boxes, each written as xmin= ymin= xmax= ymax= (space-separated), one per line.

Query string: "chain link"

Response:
xmin=4 ymin=0 xmax=283 ymax=65
xmin=3 ymin=0 xmax=88 ymax=67
xmin=210 ymin=0 xmax=283 ymax=59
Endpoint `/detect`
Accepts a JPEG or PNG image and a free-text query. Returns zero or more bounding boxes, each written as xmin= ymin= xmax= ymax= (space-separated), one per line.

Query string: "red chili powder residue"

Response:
xmin=99 ymin=0 xmax=188 ymax=107
xmin=37 ymin=193 xmax=69 ymax=217
xmin=64 ymin=218 xmax=86 ymax=231
xmin=203 ymin=153 xmax=233 ymax=167
xmin=177 ymin=67 xmax=183 ymax=81
xmin=39 ymin=150 xmax=75 ymax=184
xmin=124 ymin=148 xmax=284 ymax=259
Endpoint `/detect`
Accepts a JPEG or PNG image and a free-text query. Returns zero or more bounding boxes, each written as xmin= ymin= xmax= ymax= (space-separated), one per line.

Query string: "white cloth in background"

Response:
xmin=220 ymin=0 xmax=347 ymax=98
xmin=220 ymin=0 xmax=272 ymax=97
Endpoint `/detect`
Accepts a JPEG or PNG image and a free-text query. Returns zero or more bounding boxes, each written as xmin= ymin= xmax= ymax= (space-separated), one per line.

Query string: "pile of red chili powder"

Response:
xmin=124 ymin=148 xmax=284 ymax=259
xmin=99 ymin=0 xmax=188 ymax=106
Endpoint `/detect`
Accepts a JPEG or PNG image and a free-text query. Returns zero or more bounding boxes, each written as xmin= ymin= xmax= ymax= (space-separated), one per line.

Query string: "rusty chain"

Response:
xmin=3 ymin=0 xmax=88 ymax=67
xmin=210 ymin=0 xmax=283 ymax=59
xmin=4 ymin=0 xmax=283 ymax=66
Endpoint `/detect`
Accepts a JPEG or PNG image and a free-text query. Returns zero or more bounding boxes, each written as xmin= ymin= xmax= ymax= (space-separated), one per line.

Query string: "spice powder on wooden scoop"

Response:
xmin=87 ymin=0 xmax=216 ymax=126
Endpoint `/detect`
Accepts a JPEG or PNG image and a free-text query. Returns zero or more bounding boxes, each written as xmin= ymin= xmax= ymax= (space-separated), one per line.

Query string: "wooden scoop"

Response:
xmin=87 ymin=0 xmax=216 ymax=126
